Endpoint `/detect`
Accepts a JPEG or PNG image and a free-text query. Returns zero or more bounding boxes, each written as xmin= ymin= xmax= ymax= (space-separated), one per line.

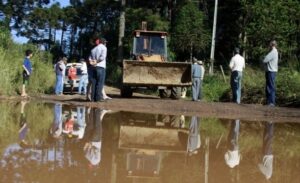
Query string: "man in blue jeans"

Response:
xmin=229 ymin=48 xmax=245 ymax=104
xmin=89 ymin=37 xmax=107 ymax=102
xmin=263 ymin=40 xmax=278 ymax=106
xmin=54 ymin=57 xmax=67 ymax=95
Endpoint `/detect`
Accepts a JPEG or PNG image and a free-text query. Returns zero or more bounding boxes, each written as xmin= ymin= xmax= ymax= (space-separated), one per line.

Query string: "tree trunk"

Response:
xmin=61 ymin=21 xmax=65 ymax=52
xmin=117 ymin=0 xmax=126 ymax=63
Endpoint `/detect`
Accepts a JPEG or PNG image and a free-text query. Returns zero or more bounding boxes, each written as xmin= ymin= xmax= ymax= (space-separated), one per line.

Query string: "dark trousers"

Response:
xmin=265 ymin=72 xmax=276 ymax=105
xmin=91 ymin=67 xmax=106 ymax=101
xmin=263 ymin=122 xmax=273 ymax=155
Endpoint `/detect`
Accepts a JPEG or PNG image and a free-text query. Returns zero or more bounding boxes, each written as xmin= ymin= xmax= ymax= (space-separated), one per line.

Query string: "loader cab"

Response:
xmin=133 ymin=31 xmax=168 ymax=62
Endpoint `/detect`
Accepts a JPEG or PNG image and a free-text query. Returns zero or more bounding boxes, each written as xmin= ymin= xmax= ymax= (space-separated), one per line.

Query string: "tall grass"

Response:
xmin=0 ymin=44 xmax=55 ymax=95
xmin=199 ymin=65 xmax=300 ymax=106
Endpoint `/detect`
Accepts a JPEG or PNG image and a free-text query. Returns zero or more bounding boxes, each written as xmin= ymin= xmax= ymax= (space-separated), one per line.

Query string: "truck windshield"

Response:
xmin=134 ymin=35 xmax=166 ymax=56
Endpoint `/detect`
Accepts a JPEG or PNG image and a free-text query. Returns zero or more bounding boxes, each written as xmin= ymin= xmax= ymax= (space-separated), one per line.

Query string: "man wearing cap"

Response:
xmin=229 ymin=48 xmax=245 ymax=104
xmin=78 ymin=58 xmax=88 ymax=95
xmin=191 ymin=57 xmax=205 ymax=101
xmin=89 ymin=37 xmax=107 ymax=102
xmin=263 ymin=40 xmax=278 ymax=106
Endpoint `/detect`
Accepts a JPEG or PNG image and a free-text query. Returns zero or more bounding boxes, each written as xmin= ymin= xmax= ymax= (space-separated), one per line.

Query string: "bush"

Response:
xmin=202 ymin=73 xmax=230 ymax=102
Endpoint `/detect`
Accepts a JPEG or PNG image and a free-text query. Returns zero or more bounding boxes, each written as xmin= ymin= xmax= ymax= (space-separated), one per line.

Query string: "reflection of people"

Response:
xmin=84 ymin=108 xmax=108 ymax=167
xmin=187 ymin=116 xmax=201 ymax=155
xmin=21 ymin=49 xmax=33 ymax=97
xmin=229 ymin=48 xmax=245 ymax=104
xmin=89 ymin=37 xmax=107 ymax=102
xmin=263 ymin=40 xmax=278 ymax=106
xmin=192 ymin=58 xmax=205 ymax=101
xmin=54 ymin=57 xmax=67 ymax=95
xmin=68 ymin=63 xmax=77 ymax=94
xmin=62 ymin=107 xmax=86 ymax=139
xmin=258 ymin=121 xmax=274 ymax=180
xmin=78 ymin=58 xmax=88 ymax=95
xmin=50 ymin=103 xmax=63 ymax=138
xmin=224 ymin=119 xmax=240 ymax=168
xmin=19 ymin=101 xmax=29 ymax=147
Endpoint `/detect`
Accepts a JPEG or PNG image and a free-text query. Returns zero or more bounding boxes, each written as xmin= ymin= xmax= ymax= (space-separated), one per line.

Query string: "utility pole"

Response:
xmin=117 ymin=0 xmax=126 ymax=63
xmin=209 ymin=0 xmax=218 ymax=75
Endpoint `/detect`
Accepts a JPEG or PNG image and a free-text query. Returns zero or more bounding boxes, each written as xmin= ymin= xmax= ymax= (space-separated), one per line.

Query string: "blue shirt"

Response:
xmin=90 ymin=44 xmax=107 ymax=68
xmin=192 ymin=63 xmax=202 ymax=78
xmin=23 ymin=57 xmax=32 ymax=74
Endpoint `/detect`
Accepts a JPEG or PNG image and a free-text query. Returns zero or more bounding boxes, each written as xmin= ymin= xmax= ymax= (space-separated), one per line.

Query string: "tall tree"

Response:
xmin=170 ymin=1 xmax=209 ymax=61
xmin=241 ymin=0 xmax=300 ymax=62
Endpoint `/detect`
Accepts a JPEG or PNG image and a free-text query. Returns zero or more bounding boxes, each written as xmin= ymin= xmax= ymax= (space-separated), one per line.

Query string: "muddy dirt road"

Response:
xmin=1 ymin=86 xmax=300 ymax=123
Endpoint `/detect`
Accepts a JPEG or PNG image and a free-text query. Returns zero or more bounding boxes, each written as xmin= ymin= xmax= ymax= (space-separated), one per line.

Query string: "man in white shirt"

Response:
xmin=89 ymin=37 xmax=107 ymax=102
xmin=229 ymin=48 xmax=245 ymax=104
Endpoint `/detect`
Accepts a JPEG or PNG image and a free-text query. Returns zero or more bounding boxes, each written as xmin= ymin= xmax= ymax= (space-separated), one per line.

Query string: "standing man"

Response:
xmin=21 ymin=49 xmax=33 ymax=97
xmin=229 ymin=48 xmax=245 ymax=104
xmin=263 ymin=40 xmax=278 ymax=106
xmin=191 ymin=58 xmax=205 ymax=101
xmin=89 ymin=37 xmax=107 ymax=102
xmin=78 ymin=58 xmax=88 ymax=95
xmin=54 ymin=57 xmax=67 ymax=95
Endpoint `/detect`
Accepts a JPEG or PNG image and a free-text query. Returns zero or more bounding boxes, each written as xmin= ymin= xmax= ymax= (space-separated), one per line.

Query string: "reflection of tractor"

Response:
xmin=121 ymin=23 xmax=192 ymax=98
xmin=116 ymin=112 xmax=188 ymax=178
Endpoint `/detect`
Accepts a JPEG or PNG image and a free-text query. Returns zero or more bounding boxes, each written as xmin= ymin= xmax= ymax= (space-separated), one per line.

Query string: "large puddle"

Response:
xmin=0 ymin=101 xmax=299 ymax=183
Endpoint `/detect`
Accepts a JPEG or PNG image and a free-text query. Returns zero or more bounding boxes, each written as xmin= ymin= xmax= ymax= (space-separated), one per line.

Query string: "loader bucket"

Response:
xmin=123 ymin=60 xmax=192 ymax=87
xmin=119 ymin=125 xmax=188 ymax=152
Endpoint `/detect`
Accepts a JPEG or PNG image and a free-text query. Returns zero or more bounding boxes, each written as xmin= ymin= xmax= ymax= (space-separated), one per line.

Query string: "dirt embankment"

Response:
xmin=1 ymin=86 xmax=299 ymax=123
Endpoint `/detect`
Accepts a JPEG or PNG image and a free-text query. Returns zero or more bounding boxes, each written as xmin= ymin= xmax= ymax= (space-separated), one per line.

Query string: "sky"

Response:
xmin=12 ymin=0 xmax=70 ymax=44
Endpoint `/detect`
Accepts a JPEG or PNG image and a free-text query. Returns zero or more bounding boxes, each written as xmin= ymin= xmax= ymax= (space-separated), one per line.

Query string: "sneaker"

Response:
xmin=104 ymin=96 xmax=112 ymax=100
xmin=268 ymin=103 xmax=275 ymax=107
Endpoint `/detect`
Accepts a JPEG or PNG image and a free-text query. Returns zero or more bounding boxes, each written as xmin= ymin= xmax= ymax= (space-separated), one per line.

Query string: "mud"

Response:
xmin=1 ymin=86 xmax=300 ymax=123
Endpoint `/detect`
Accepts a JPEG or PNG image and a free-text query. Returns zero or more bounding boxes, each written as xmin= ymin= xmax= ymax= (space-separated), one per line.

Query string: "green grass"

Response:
xmin=0 ymin=44 xmax=55 ymax=95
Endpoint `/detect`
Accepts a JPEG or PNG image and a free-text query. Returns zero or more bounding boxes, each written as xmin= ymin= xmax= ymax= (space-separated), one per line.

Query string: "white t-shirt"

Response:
xmin=229 ymin=54 xmax=245 ymax=72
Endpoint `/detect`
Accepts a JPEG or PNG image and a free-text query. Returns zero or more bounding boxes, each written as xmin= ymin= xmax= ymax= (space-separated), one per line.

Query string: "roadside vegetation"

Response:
xmin=0 ymin=28 xmax=55 ymax=95
xmin=0 ymin=1 xmax=299 ymax=106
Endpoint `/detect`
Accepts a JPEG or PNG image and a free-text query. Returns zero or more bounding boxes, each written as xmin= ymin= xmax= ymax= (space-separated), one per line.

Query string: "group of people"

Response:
xmin=53 ymin=37 xmax=112 ymax=101
xmin=22 ymin=39 xmax=278 ymax=106
xmin=191 ymin=40 xmax=278 ymax=106
xmin=229 ymin=40 xmax=278 ymax=106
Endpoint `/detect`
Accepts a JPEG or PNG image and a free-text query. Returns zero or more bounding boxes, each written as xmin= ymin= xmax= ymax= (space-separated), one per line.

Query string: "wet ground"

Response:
xmin=0 ymin=101 xmax=300 ymax=183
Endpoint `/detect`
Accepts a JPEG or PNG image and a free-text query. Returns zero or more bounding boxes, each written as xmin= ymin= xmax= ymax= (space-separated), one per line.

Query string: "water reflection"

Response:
xmin=187 ymin=116 xmax=201 ymax=155
xmin=118 ymin=112 xmax=188 ymax=178
xmin=50 ymin=103 xmax=63 ymax=138
xmin=19 ymin=101 xmax=30 ymax=148
xmin=84 ymin=109 xmax=108 ymax=167
xmin=0 ymin=102 xmax=300 ymax=183
xmin=258 ymin=121 xmax=274 ymax=180
xmin=224 ymin=119 xmax=240 ymax=168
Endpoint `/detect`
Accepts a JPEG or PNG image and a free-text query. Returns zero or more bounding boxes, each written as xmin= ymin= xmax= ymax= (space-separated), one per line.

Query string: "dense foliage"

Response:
xmin=0 ymin=0 xmax=299 ymax=105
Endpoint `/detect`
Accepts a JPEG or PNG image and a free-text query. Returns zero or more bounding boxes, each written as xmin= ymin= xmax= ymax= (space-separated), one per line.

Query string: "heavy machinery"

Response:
xmin=116 ymin=111 xmax=189 ymax=178
xmin=121 ymin=23 xmax=192 ymax=98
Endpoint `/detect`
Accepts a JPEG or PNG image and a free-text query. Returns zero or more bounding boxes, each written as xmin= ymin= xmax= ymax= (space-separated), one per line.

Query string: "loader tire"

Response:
xmin=121 ymin=86 xmax=133 ymax=98
xmin=170 ymin=87 xmax=181 ymax=99
xmin=159 ymin=89 xmax=168 ymax=98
